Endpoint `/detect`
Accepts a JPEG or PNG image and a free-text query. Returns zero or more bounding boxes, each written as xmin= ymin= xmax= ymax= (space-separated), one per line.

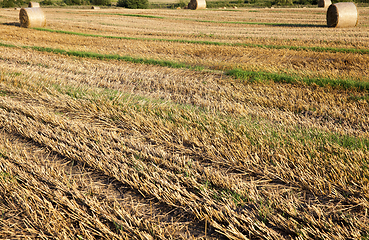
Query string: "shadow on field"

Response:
xmin=2 ymin=22 xmax=20 ymax=27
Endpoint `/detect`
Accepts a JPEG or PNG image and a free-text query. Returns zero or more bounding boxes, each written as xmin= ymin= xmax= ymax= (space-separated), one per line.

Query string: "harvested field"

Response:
xmin=0 ymin=6 xmax=369 ymax=239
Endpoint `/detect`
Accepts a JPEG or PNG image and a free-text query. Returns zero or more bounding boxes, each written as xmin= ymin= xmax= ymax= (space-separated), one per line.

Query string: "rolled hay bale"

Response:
xmin=19 ymin=7 xmax=46 ymax=28
xmin=28 ymin=2 xmax=40 ymax=7
xmin=327 ymin=2 xmax=358 ymax=28
xmin=187 ymin=0 xmax=206 ymax=10
xmin=318 ymin=0 xmax=331 ymax=8
xmin=91 ymin=6 xmax=100 ymax=9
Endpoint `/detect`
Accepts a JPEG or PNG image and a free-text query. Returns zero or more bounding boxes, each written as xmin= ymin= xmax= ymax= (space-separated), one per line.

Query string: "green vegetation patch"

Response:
xmin=348 ymin=94 xmax=369 ymax=102
xmin=288 ymin=127 xmax=369 ymax=152
xmin=47 ymin=76 xmax=369 ymax=154
xmin=0 ymin=151 xmax=8 ymax=159
xmin=0 ymin=42 xmax=17 ymax=48
xmin=0 ymin=90 xmax=8 ymax=96
xmin=1 ymin=40 xmax=368 ymax=93
xmin=27 ymin=45 xmax=196 ymax=69
xmin=226 ymin=69 xmax=369 ymax=92
xmin=34 ymin=27 xmax=145 ymax=40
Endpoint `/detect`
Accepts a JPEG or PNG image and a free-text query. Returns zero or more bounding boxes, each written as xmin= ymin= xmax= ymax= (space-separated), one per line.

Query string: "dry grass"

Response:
xmin=2 ymin=8 xmax=369 ymax=45
xmin=0 ymin=6 xmax=369 ymax=239
xmin=2 ymin=23 xmax=369 ymax=81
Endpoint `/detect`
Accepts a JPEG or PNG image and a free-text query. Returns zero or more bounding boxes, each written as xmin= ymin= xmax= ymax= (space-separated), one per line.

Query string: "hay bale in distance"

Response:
xmin=28 ymin=2 xmax=40 ymax=7
xmin=187 ymin=0 xmax=206 ymax=10
xmin=327 ymin=2 xmax=358 ymax=28
xmin=318 ymin=0 xmax=331 ymax=8
xmin=19 ymin=7 xmax=46 ymax=28
xmin=91 ymin=6 xmax=100 ymax=9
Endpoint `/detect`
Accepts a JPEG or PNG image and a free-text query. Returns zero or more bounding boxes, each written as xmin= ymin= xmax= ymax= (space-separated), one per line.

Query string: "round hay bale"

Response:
xmin=327 ymin=2 xmax=358 ymax=28
xmin=19 ymin=7 xmax=46 ymax=28
xmin=91 ymin=6 xmax=100 ymax=9
xmin=187 ymin=0 xmax=206 ymax=10
xmin=28 ymin=2 xmax=40 ymax=7
xmin=318 ymin=0 xmax=331 ymax=8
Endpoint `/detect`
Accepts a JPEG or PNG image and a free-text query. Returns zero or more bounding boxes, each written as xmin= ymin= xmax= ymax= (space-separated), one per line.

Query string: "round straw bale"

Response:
xmin=187 ymin=0 xmax=206 ymax=10
xmin=28 ymin=2 xmax=40 ymax=7
xmin=91 ymin=6 xmax=100 ymax=9
xmin=318 ymin=0 xmax=331 ymax=8
xmin=327 ymin=2 xmax=358 ymax=28
xmin=19 ymin=7 xmax=46 ymax=28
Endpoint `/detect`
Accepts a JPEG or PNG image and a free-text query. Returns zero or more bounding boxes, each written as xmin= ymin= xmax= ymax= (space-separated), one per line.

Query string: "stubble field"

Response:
xmin=0 ymin=6 xmax=369 ymax=239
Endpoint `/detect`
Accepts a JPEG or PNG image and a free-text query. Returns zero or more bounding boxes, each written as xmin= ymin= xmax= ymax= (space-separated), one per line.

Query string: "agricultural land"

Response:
xmin=0 ymin=6 xmax=369 ymax=239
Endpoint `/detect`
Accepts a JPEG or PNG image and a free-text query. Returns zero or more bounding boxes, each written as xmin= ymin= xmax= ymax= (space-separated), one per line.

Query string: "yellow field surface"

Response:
xmin=0 ymin=7 xmax=369 ymax=239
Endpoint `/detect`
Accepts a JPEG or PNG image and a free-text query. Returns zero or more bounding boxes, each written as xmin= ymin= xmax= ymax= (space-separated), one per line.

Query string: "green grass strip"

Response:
xmin=0 ymin=42 xmax=17 ymax=48
xmin=30 ymin=46 xmax=194 ymax=69
xmin=33 ymin=28 xmax=369 ymax=55
xmin=1 ymin=41 xmax=368 ymax=92
xmin=226 ymin=69 xmax=369 ymax=92
xmin=34 ymin=28 xmax=141 ymax=40
xmin=0 ymin=41 xmax=194 ymax=69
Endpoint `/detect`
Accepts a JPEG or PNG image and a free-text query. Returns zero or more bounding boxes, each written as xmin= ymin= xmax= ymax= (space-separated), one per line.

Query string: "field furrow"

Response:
xmin=1 ymin=46 xmax=368 ymax=136
xmin=0 ymin=56 xmax=368 ymax=238
xmin=0 ymin=120 xmax=222 ymax=239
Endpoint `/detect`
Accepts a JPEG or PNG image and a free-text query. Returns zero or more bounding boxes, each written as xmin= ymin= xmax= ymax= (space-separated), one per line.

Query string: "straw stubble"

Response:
xmin=1 ymin=6 xmax=369 ymax=239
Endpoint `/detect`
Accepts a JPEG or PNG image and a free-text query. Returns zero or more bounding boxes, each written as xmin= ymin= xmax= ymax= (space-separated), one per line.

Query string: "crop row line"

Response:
xmin=0 ymin=139 xmax=156 ymax=239
xmin=0 ymin=96 xmax=280 ymax=239
xmin=1 ymin=72 xmax=368 ymax=238
xmin=79 ymin=12 xmax=165 ymax=19
xmin=0 ymin=83 xmax=345 ymax=239
xmin=88 ymin=12 xmax=325 ymax=28
xmin=1 ymin=41 xmax=368 ymax=92
xmin=33 ymin=27 xmax=369 ymax=55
